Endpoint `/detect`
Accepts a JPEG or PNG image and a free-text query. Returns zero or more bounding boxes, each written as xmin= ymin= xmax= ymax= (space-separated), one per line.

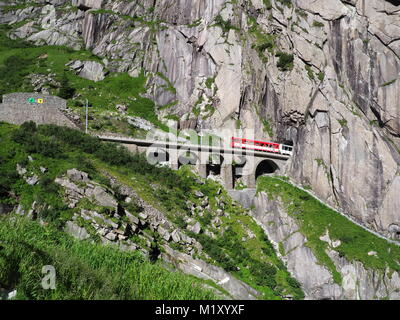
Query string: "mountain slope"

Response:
xmin=1 ymin=0 xmax=399 ymax=239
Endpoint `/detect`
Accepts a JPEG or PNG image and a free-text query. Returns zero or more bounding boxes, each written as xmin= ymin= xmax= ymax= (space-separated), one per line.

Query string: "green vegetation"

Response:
xmin=187 ymin=18 xmax=202 ymax=28
xmin=312 ymin=20 xmax=325 ymax=28
xmin=212 ymin=14 xmax=239 ymax=34
xmin=257 ymin=176 xmax=400 ymax=284
xmin=0 ymin=24 xmax=165 ymax=134
xmin=205 ymin=76 xmax=216 ymax=89
xmin=249 ymin=17 xmax=276 ymax=62
xmin=1 ymin=2 xmax=40 ymax=13
xmin=276 ymin=52 xmax=294 ymax=71
xmin=262 ymin=0 xmax=273 ymax=10
xmin=0 ymin=216 xmax=215 ymax=299
xmin=305 ymin=65 xmax=315 ymax=80
xmin=188 ymin=219 xmax=304 ymax=300
xmin=262 ymin=119 xmax=273 ymax=137
xmin=317 ymin=71 xmax=325 ymax=82
xmin=0 ymin=122 xmax=305 ymax=299
xmin=295 ymin=8 xmax=308 ymax=18
xmin=276 ymin=0 xmax=292 ymax=8
xmin=381 ymin=79 xmax=397 ymax=87
xmin=337 ymin=118 xmax=348 ymax=128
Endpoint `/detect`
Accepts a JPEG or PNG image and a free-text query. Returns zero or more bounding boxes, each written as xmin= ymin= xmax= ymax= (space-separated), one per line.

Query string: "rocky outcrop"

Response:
xmin=251 ymin=191 xmax=400 ymax=300
xmin=66 ymin=60 xmax=107 ymax=82
xmin=162 ymin=245 xmax=260 ymax=300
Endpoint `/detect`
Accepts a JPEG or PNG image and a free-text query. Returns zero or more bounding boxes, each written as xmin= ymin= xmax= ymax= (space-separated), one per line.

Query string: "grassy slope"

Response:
xmin=0 ymin=122 xmax=216 ymax=299
xmin=0 ymin=122 xmax=304 ymax=299
xmin=0 ymin=24 xmax=165 ymax=135
xmin=0 ymin=216 xmax=215 ymax=300
xmin=257 ymin=176 xmax=400 ymax=284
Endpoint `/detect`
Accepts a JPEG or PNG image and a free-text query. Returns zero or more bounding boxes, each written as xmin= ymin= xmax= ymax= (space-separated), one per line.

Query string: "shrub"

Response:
xmin=58 ymin=73 xmax=75 ymax=99
xmin=213 ymin=15 xmax=239 ymax=33
xmin=276 ymin=52 xmax=294 ymax=71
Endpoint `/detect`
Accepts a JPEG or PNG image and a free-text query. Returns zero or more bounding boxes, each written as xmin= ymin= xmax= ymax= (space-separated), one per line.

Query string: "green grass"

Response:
xmin=276 ymin=0 xmax=292 ymax=8
xmin=0 ymin=122 xmax=305 ymax=300
xmin=257 ymin=176 xmax=400 ymax=284
xmin=0 ymin=24 xmax=166 ymax=132
xmin=262 ymin=0 xmax=273 ymax=10
xmin=0 ymin=216 xmax=216 ymax=300
xmin=312 ymin=21 xmax=325 ymax=28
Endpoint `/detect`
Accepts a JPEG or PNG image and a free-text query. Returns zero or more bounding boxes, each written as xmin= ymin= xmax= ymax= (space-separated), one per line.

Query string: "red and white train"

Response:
xmin=231 ymin=137 xmax=293 ymax=156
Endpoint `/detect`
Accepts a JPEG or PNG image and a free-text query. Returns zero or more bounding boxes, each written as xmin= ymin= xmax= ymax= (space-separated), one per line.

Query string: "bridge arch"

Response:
xmin=255 ymin=159 xmax=279 ymax=181
xmin=206 ymin=154 xmax=224 ymax=176
xmin=178 ymin=150 xmax=199 ymax=167
xmin=146 ymin=147 xmax=170 ymax=165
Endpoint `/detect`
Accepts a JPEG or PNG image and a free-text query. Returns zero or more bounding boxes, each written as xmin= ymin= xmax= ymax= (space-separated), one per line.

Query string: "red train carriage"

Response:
xmin=231 ymin=137 xmax=293 ymax=156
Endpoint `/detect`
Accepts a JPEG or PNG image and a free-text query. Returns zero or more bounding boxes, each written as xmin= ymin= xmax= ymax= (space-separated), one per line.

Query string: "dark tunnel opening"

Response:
xmin=255 ymin=160 xmax=279 ymax=181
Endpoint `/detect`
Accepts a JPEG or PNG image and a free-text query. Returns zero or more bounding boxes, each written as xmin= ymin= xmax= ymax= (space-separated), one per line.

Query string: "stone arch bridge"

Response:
xmin=98 ymin=135 xmax=290 ymax=189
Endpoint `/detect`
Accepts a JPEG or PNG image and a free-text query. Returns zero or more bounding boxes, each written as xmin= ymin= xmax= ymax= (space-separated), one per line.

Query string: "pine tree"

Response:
xmin=58 ymin=73 xmax=75 ymax=99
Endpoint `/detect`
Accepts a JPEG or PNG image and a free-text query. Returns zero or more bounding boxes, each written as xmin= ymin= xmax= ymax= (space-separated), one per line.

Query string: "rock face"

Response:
xmin=66 ymin=60 xmax=106 ymax=82
xmin=252 ymin=191 xmax=400 ymax=300
xmin=162 ymin=246 xmax=260 ymax=300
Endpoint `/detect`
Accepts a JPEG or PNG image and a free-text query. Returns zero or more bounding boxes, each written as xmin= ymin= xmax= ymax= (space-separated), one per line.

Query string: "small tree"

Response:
xmin=58 ymin=73 xmax=75 ymax=99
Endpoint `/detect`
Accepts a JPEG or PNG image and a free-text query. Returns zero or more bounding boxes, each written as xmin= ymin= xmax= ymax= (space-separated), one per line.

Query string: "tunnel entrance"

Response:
xmin=281 ymin=139 xmax=294 ymax=146
xmin=255 ymin=160 xmax=279 ymax=181
xmin=386 ymin=0 xmax=400 ymax=6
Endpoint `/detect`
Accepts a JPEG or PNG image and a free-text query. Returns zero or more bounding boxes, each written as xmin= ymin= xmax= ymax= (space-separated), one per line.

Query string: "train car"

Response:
xmin=231 ymin=137 xmax=293 ymax=156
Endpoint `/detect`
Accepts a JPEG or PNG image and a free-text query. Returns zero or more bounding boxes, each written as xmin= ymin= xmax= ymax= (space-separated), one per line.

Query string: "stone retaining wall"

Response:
xmin=0 ymin=92 xmax=78 ymax=128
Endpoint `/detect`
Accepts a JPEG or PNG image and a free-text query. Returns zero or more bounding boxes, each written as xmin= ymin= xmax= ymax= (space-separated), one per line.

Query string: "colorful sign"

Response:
xmin=27 ymin=98 xmax=45 ymax=104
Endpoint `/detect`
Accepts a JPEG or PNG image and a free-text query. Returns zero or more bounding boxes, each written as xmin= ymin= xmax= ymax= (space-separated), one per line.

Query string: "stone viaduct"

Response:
xmin=98 ymin=135 xmax=290 ymax=189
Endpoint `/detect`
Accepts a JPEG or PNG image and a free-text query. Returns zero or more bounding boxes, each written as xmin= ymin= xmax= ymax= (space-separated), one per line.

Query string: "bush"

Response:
xmin=276 ymin=52 xmax=294 ymax=71
xmin=58 ymin=73 xmax=75 ymax=99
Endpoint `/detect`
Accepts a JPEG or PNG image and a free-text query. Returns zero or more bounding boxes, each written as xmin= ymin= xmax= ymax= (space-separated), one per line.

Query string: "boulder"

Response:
xmin=66 ymin=60 xmax=106 ymax=82
xmin=171 ymin=230 xmax=181 ymax=243
xmin=158 ymin=226 xmax=171 ymax=241
xmin=116 ymin=104 xmax=128 ymax=113
xmin=67 ymin=169 xmax=90 ymax=183
xmin=79 ymin=61 xmax=106 ymax=82
xmin=126 ymin=116 xmax=154 ymax=131
xmin=125 ymin=211 xmax=140 ymax=225
xmin=194 ymin=190 xmax=205 ymax=198
xmin=26 ymin=175 xmax=39 ymax=186
xmin=188 ymin=222 xmax=202 ymax=234
xmin=64 ymin=221 xmax=90 ymax=240
xmin=92 ymin=186 xmax=118 ymax=208
xmin=16 ymin=164 xmax=27 ymax=176
xmin=105 ymin=232 xmax=117 ymax=241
